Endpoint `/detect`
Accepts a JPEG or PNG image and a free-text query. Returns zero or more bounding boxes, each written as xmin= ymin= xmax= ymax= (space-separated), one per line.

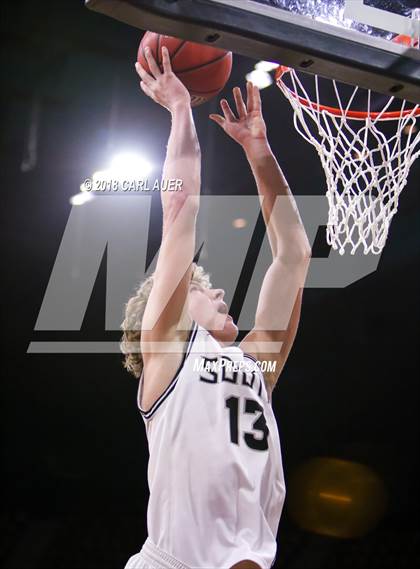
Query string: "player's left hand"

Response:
xmin=209 ymin=82 xmax=267 ymax=149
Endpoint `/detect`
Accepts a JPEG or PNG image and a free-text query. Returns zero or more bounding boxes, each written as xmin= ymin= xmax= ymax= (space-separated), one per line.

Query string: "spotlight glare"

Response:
xmin=110 ymin=152 xmax=152 ymax=179
xmin=255 ymin=61 xmax=278 ymax=72
xmin=403 ymin=123 xmax=418 ymax=136
xmin=92 ymin=170 xmax=111 ymax=184
xmin=70 ymin=192 xmax=94 ymax=206
xmin=246 ymin=70 xmax=273 ymax=90
xmin=232 ymin=218 xmax=247 ymax=229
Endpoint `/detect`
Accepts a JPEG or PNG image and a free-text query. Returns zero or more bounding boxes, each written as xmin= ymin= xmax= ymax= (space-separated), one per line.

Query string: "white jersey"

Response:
xmin=137 ymin=321 xmax=285 ymax=569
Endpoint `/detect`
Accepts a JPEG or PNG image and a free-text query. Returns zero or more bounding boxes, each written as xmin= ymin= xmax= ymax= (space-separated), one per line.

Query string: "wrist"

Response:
xmin=170 ymin=98 xmax=191 ymax=115
xmin=243 ymin=138 xmax=272 ymax=160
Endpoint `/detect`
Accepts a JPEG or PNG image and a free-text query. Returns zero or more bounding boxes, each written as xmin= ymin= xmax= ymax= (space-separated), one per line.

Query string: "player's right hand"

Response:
xmin=135 ymin=46 xmax=191 ymax=112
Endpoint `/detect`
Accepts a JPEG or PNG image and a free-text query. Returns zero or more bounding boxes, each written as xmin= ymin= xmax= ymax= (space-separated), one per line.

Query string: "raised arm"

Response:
xmin=136 ymin=47 xmax=200 ymax=357
xmin=210 ymin=84 xmax=311 ymax=391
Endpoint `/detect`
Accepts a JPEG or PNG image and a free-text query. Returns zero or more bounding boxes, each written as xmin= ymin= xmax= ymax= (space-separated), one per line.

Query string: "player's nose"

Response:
xmin=213 ymin=288 xmax=225 ymax=300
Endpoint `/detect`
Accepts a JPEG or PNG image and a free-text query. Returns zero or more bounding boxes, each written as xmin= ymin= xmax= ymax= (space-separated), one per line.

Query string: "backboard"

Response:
xmin=86 ymin=0 xmax=420 ymax=103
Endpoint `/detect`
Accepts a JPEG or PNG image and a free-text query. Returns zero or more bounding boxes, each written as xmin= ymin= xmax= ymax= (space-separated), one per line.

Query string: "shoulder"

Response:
xmin=139 ymin=319 xmax=198 ymax=413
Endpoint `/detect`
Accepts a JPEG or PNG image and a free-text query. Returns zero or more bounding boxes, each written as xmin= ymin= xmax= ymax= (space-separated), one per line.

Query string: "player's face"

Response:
xmin=188 ymin=284 xmax=238 ymax=344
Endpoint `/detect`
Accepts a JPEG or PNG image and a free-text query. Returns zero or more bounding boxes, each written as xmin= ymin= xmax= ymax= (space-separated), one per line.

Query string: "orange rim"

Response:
xmin=275 ymin=65 xmax=420 ymax=120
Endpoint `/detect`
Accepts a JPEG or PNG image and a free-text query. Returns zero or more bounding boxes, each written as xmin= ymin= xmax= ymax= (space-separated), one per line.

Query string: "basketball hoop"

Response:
xmin=275 ymin=35 xmax=420 ymax=255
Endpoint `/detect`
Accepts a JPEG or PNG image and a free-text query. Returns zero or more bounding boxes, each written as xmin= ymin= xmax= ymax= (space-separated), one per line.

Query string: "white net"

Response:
xmin=276 ymin=69 xmax=420 ymax=254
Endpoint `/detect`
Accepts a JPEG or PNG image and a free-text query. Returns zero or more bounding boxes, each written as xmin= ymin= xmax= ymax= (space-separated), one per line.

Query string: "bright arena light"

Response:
xmin=232 ymin=218 xmax=248 ymax=229
xmin=255 ymin=61 xmax=279 ymax=72
xmin=110 ymin=152 xmax=152 ymax=179
xmin=403 ymin=123 xmax=418 ymax=136
xmin=70 ymin=192 xmax=94 ymax=206
xmin=78 ymin=151 xmax=153 ymax=202
xmin=91 ymin=170 xmax=111 ymax=186
xmin=246 ymin=69 xmax=273 ymax=90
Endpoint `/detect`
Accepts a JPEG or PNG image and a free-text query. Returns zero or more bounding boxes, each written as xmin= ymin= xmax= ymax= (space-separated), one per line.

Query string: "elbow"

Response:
xmin=275 ymin=227 xmax=312 ymax=264
xmin=167 ymin=143 xmax=201 ymax=162
xmin=164 ymin=192 xmax=200 ymax=222
xmin=176 ymin=192 xmax=200 ymax=214
xmin=275 ymin=243 xmax=312 ymax=266
xmin=299 ymin=243 xmax=312 ymax=263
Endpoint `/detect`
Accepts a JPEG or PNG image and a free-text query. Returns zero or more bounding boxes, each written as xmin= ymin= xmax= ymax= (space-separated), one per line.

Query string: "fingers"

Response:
xmin=220 ymin=85 xmax=257 ymax=122
xmin=246 ymin=81 xmax=254 ymax=113
xmin=246 ymin=81 xmax=262 ymax=113
xmin=144 ymin=46 xmax=162 ymax=78
xmin=233 ymin=86 xmax=247 ymax=119
xmin=161 ymin=46 xmax=172 ymax=74
xmin=134 ymin=62 xmax=154 ymax=87
xmin=220 ymin=98 xmax=236 ymax=121
xmin=140 ymin=80 xmax=155 ymax=100
xmin=209 ymin=114 xmax=225 ymax=128
xmin=252 ymin=83 xmax=262 ymax=112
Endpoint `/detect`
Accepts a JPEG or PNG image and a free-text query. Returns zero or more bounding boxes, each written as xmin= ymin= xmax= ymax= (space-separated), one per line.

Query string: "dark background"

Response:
xmin=1 ymin=1 xmax=419 ymax=568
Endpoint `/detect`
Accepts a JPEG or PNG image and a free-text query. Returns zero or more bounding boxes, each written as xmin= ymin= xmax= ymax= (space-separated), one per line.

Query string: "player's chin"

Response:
xmin=212 ymin=315 xmax=238 ymax=343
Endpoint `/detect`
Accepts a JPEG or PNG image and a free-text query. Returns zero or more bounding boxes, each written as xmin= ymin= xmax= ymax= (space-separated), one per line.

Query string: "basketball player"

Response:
xmin=121 ymin=46 xmax=311 ymax=569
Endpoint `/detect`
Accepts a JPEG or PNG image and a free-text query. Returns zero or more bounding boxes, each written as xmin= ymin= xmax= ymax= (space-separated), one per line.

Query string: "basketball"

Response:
xmin=137 ymin=32 xmax=232 ymax=106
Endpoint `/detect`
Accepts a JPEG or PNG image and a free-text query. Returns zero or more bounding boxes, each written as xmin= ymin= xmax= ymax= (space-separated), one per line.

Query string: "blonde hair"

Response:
xmin=120 ymin=264 xmax=211 ymax=378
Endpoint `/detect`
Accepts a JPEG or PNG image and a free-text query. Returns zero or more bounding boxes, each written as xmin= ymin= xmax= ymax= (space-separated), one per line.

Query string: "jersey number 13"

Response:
xmin=225 ymin=396 xmax=269 ymax=451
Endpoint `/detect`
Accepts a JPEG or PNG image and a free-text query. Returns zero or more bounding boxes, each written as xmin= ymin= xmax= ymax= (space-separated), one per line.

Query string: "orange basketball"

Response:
xmin=138 ymin=32 xmax=233 ymax=106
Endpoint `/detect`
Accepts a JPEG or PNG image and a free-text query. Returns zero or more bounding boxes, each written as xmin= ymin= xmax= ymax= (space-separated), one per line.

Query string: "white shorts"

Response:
xmin=124 ymin=538 xmax=191 ymax=569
